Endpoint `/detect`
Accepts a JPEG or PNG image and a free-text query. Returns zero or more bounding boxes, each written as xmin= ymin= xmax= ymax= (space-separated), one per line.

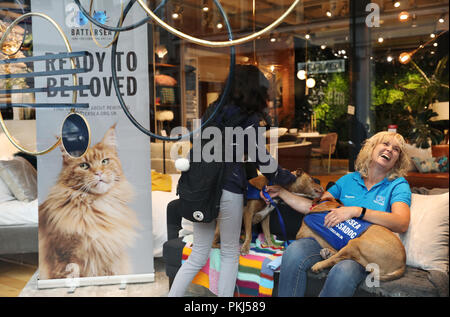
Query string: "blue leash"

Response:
xmin=261 ymin=186 xmax=290 ymax=248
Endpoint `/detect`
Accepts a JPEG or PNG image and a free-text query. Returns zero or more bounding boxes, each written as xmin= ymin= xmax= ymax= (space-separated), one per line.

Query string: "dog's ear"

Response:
xmin=295 ymin=168 xmax=304 ymax=177
xmin=248 ymin=175 xmax=269 ymax=190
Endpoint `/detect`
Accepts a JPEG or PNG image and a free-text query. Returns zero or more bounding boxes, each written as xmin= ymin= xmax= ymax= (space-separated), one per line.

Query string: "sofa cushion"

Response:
xmin=0 ymin=175 xmax=15 ymax=203
xmin=411 ymin=157 xmax=440 ymax=173
xmin=400 ymin=192 xmax=449 ymax=273
xmin=404 ymin=144 xmax=432 ymax=172
xmin=0 ymin=157 xmax=37 ymax=202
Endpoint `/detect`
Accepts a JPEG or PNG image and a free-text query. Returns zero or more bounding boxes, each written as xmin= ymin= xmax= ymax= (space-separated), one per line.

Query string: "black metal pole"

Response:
xmin=348 ymin=0 xmax=375 ymax=171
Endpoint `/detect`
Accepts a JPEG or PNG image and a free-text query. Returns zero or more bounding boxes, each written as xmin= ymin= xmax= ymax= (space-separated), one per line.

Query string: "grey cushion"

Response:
xmin=0 ymin=157 xmax=37 ymax=202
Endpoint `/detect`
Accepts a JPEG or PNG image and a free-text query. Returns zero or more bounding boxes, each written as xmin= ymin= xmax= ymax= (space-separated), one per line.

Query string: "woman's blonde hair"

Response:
xmin=355 ymin=131 xmax=410 ymax=180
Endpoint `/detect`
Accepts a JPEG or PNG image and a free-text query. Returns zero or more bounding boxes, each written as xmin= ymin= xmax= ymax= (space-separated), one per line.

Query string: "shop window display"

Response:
xmin=0 ymin=0 xmax=448 ymax=298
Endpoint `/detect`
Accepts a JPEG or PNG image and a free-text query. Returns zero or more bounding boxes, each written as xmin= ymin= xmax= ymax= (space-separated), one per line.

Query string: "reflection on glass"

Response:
xmin=61 ymin=112 xmax=90 ymax=157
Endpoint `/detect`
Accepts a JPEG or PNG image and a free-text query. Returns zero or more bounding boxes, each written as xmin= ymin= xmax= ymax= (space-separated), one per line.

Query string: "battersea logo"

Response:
xmin=65 ymin=3 xmax=113 ymax=39
xmin=65 ymin=3 xmax=108 ymax=27
xmin=373 ymin=195 xmax=385 ymax=206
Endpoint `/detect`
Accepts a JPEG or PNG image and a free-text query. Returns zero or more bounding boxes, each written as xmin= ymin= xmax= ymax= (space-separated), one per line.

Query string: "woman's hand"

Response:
xmin=259 ymin=185 xmax=285 ymax=204
xmin=324 ymin=206 xmax=361 ymax=228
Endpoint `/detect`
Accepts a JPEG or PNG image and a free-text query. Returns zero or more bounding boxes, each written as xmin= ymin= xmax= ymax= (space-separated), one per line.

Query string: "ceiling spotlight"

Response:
xmin=297 ymin=69 xmax=306 ymax=80
xmin=326 ymin=11 xmax=332 ymax=17
xmin=399 ymin=52 xmax=411 ymax=64
xmin=305 ymin=34 xmax=310 ymax=40
xmin=202 ymin=0 xmax=209 ymax=12
xmin=378 ymin=37 xmax=384 ymax=43
xmin=433 ymin=42 xmax=438 ymax=47
xmin=320 ymin=44 xmax=327 ymax=49
xmin=398 ymin=11 xmax=409 ymax=22
xmin=430 ymin=33 xmax=436 ymax=38
xmin=439 ymin=18 xmax=445 ymax=23
xmin=394 ymin=1 xmax=401 ymax=8
xmin=387 ymin=56 xmax=393 ymax=62
xmin=306 ymin=77 xmax=316 ymax=88
xmin=216 ymin=22 xmax=223 ymax=29
xmin=172 ymin=4 xmax=183 ymax=20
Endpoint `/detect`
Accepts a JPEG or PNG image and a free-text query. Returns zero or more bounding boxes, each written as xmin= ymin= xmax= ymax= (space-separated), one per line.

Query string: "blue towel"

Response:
xmin=267 ymin=256 xmax=282 ymax=271
xmin=304 ymin=212 xmax=372 ymax=250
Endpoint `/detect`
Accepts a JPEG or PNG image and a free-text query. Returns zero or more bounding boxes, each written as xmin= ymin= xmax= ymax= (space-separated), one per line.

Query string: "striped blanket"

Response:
xmin=182 ymin=233 xmax=287 ymax=297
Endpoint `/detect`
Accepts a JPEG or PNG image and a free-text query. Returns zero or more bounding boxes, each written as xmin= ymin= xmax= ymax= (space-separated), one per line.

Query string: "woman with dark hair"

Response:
xmin=168 ymin=64 xmax=295 ymax=297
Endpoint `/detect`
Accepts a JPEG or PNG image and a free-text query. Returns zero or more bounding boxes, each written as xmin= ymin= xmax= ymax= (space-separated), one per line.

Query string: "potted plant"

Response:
xmin=399 ymin=56 xmax=449 ymax=148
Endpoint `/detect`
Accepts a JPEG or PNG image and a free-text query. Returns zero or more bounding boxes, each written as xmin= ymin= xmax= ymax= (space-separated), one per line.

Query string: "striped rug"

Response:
xmin=182 ymin=234 xmax=286 ymax=297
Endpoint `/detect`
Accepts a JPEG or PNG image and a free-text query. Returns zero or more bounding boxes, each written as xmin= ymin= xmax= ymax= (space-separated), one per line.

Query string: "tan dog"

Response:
xmin=213 ymin=169 xmax=324 ymax=255
xmin=296 ymin=198 xmax=406 ymax=281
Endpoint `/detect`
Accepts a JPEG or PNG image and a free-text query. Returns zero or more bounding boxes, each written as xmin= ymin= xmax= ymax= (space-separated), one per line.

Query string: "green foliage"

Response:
xmin=397 ymin=56 xmax=448 ymax=148
xmin=371 ymin=56 xmax=448 ymax=149
xmin=312 ymin=73 xmax=349 ymax=133
xmin=408 ymin=108 xmax=444 ymax=148
xmin=372 ymin=87 xmax=404 ymax=106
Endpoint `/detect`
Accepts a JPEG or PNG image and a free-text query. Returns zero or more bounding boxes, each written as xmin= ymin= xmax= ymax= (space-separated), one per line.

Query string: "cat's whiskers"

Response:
xmin=66 ymin=180 xmax=96 ymax=201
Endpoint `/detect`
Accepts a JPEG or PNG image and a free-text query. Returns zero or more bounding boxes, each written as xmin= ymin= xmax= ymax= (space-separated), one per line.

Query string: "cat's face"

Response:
xmin=59 ymin=124 xmax=123 ymax=195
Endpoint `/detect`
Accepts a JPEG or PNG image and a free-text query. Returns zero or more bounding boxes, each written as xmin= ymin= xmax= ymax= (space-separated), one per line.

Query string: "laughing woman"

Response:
xmin=264 ymin=131 xmax=412 ymax=297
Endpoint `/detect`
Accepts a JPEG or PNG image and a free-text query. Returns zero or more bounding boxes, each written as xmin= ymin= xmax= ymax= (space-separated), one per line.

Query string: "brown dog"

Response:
xmin=296 ymin=198 xmax=406 ymax=281
xmin=213 ymin=169 xmax=324 ymax=255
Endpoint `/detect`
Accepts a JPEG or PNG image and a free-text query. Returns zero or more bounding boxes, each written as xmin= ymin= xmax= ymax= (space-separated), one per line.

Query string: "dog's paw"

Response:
xmin=320 ymin=248 xmax=334 ymax=259
xmin=240 ymin=244 xmax=250 ymax=255
xmin=311 ymin=262 xmax=324 ymax=273
xmin=265 ymin=236 xmax=275 ymax=247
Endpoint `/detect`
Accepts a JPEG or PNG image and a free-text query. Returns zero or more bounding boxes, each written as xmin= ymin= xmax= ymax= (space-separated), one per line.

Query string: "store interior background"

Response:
xmin=145 ymin=0 xmax=449 ymax=174
xmin=0 ymin=0 xmax=449 ymax=296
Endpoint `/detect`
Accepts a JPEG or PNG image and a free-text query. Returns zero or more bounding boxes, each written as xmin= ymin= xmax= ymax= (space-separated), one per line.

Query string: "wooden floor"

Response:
xmin=0 ymin=158 xmax=349 ymax=297
xmin=0 ymin=258 xmax=37 ymax=297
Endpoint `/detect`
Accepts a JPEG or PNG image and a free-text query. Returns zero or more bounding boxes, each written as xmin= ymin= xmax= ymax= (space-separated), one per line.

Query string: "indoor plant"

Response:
xmin=399 ymin=56 xmax=448 ymax=148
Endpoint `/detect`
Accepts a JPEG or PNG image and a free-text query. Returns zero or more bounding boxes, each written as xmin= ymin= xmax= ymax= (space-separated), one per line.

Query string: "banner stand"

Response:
xmin=37 ymin=273 xmax=154 ymax=290
xmin=32 ymin=0 xmax=154 ymax=288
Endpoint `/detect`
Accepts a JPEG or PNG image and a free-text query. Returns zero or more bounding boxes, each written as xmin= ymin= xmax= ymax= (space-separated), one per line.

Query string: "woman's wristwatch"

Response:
xmin=358 ymin=207 xmax=367 ymax=219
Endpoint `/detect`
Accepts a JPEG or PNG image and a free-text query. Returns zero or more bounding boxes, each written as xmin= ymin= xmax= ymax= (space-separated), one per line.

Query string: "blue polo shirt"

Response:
xmin=327 ymin=172 xmax=411 ymax=212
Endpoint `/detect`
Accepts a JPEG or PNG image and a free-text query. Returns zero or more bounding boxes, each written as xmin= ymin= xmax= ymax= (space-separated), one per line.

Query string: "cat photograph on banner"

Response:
xmin=38 ymin=124 xmax=139 ymax=279
xmin=32 ymin=0 xmax=153 ymax=285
